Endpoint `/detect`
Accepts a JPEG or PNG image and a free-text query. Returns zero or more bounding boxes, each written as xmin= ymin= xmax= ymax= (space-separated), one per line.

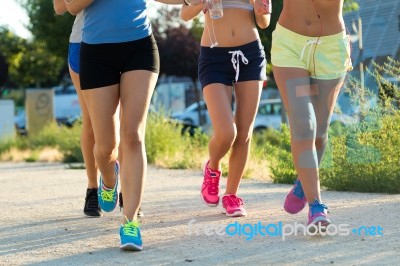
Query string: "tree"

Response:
xmin=23 ymin=0 xmax=74 ymax=59
xmin=343 ymin=0 xmax=359 ymax=13
xmin=9 ymin=40 xmax=64 ymax=87
xmin=0 ymin=26 xmax=27 ymax=89
xmin=0 ymin=25 xmax=63 ymax=88
xmin=152 ymin=6 xmax=205 ymax=123
xmin=0 ymin=55 xmax=8 ymax=94
xmin=157 ymin=26 xmax=199 ymax=81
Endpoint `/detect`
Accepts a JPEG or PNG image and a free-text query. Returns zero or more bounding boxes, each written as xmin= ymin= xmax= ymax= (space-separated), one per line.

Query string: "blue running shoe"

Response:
xmin=120 ymin=218 xmax=143 ymax=251
xmin=308 ymin=199 xmax=331 ymax=233
xmin=97 ymin=161 xmax=119 ymax=212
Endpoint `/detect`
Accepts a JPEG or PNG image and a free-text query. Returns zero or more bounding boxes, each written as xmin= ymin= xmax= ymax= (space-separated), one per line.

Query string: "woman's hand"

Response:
xmin=253 ymin=0 xmax=271 ymax=15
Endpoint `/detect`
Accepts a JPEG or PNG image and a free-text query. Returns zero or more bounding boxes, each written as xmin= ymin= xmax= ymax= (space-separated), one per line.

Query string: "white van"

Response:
xmin=253 ymin=99 xmax=283 ymax=132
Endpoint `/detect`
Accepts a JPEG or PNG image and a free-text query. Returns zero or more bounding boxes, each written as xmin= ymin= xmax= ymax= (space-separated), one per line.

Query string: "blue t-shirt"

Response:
xmin=82 ymin=0 xmax=151 ymax=44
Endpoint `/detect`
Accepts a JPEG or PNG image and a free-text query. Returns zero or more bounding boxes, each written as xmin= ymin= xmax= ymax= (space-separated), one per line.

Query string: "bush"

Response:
xmin=252 ymin=126 xmax=296 ymax=183
xmin=320 ymin=113 xmax=400 ymax=194
xmin=264 ymin=58 xmax=400 ymax=193
xmin=0 ymin=122 xmax=82 ymax=163
xmin=145 ymin=112 xmax=208 ymax=169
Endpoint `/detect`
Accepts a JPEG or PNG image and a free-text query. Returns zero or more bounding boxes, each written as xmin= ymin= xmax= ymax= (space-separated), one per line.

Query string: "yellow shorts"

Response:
xmin=271 ymin=23 xmax=353 ymax=80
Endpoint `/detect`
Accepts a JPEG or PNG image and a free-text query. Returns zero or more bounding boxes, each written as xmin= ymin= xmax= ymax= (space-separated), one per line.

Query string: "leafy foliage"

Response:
xmin=263 ymin=59 xmax=400 ymax=194
xmin=23 ymin=0 xmax=74 ymax=58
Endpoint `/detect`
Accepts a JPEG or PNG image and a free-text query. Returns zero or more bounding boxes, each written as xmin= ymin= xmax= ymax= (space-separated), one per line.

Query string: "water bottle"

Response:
xmin=209 ymin=0 xmax=223 ymax=19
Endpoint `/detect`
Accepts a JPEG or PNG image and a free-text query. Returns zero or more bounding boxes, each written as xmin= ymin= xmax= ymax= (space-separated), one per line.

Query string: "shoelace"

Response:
xmin=86 ymin=189 xmax=99 ymax=209
xmin=224 ymin=194 xmax=243 ymax=208
xmin=100 ymin=161 xmax=119 ymax=202
xmin=293 ymin=179 xmax=305 ymax=199
xmin=122 ymin=219 xmax=140 ymax=237
xmin=309 ymin=200 xmax=328 ymax=216
xmin=101 ymin=189 xmax=115 ymax=202
xmin=205 ymin=170 xmax=219 ymax=195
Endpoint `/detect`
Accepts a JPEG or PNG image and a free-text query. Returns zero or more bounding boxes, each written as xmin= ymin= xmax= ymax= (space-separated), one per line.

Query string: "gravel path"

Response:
xmin=1 ymin=162 xmax=399 ymax=265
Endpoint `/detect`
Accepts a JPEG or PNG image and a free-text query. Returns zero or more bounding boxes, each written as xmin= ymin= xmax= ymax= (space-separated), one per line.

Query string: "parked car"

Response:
xmin=253 ymin=99 xmax=283 ymax=132
xmin=171 ymin=99 xmax=359 ymax=134
xmin=171 ymin=101 xmax=211 ymax=127
xmin=53 ymin=85 xmax=81 ymax=124
xmin=14 ymin=107 xmax=26 ymax=134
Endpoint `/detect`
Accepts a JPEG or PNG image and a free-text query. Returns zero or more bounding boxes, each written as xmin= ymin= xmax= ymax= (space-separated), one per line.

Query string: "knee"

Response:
xmin=82 ymin=123 xmax=94 ymax=139
xmin=315 ymin=133 xmax=328 ymax=149
xmin=214 ymin=124 xmax=237 ymax=148
xmin=234 ymin=129 xmax=252 ymax=146
xmin=316 ymin=122 xmax=329 ymax=139
xmin=122 ymin=128 xmax=145 ymax=149
xmin=95 ymin=141 xmax=118 ymax=161
xmin=290 ymin=117 xmax=316 ymax=140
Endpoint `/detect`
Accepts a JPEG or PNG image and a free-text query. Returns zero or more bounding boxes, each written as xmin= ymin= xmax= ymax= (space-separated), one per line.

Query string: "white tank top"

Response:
xmin=69 ymin=11 xmax=84 ymax=43
xmin=222 ymin=0 xmax=253 ymax=10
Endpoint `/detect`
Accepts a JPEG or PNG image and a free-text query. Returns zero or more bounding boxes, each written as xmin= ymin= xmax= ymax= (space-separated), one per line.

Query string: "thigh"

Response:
xmin=273 ymin=66 xmax=318 ymax=140
xmin=68 ymin=66 xmax=91 ymax=122
xmin=272 ymin=66 xmax=314 ymax=116
xmin=119 ymin=70 xmax=158 ymax=135
xmin=82 ymin=84 xmax=120 ymax=146
xmin=203 ymin=84 xmax=234 ymax=134
xmin=234 ymin=80 xmax=262 ymax=134
xmin=311 ymin=76 xmax=345 ymax=133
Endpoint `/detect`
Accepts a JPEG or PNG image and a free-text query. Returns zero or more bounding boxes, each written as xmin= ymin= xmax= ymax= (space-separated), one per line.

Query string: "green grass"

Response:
xmin=1 ymin=59 xmax=399 ymax=194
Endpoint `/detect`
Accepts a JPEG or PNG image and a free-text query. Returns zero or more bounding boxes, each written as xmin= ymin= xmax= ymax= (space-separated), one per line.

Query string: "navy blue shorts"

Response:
xmin=198 ymin=40 xmax=267 ymax=89
xmin=80 ymin=34 xmax=159 ymax=90
xmin=68 ymin=43 xmax=81 ymax=73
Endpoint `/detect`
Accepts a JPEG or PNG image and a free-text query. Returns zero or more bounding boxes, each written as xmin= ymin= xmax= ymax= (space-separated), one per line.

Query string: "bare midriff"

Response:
xmin=201 ymin=8 xmax=259 ymax=47
xmin=279 ymin=0 xmax=345 ymax=37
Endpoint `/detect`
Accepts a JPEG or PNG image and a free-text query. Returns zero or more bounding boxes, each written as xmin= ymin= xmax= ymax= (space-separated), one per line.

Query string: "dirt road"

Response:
xmin=1 ymin=162 xmax=399 ymax=265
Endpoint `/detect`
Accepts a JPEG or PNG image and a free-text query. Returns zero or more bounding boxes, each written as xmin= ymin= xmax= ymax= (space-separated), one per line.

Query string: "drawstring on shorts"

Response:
xmin=228 ymin=50 xmax=249 ymax=83
xmin=300 ymin=39 xmax=322 ymax=73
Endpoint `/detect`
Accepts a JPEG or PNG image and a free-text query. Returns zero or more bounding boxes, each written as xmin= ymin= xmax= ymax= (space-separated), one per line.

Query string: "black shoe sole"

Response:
xmin=84 ymin=211 xmax=102 ymax=217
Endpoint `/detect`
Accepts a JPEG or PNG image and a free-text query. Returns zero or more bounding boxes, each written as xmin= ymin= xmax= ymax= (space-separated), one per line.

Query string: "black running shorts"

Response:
xmin=80 ymin=34 xmax=160 ymax=90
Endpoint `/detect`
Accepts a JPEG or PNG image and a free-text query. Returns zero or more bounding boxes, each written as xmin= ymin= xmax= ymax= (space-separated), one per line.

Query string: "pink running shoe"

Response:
xmin=222 ymin=194 xmax=247 ymax=217
xmin=201 ymin=161 xmax=221 ymax=207
xmin=307 ymin=199 xmax=331 ymax=233
xmin=284 ymin=179 xmax=307 ymax=214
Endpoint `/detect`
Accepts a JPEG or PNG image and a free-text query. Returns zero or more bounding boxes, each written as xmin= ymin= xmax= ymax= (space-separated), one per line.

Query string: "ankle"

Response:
xmin=208 ymin=160 xmax=220 ymax=171
xmin=308 ymin=198 xmax=322 ymax=206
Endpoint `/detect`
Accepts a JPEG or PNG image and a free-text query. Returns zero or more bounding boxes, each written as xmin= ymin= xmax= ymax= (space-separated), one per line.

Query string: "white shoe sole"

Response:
xmin=308 ymin=217 xmax=331 ymax=233
xmin=120 ymin=243 xmax=143 ymax=251
xmin=222 ymin=209 xmax=247 ymax=217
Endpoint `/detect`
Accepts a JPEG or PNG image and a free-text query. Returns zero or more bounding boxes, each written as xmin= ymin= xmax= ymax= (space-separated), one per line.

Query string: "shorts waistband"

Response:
xmin=200 ymin=39 xmax=263 ymax=55
xmin=275 ymin=23 xmax=346 ymax=43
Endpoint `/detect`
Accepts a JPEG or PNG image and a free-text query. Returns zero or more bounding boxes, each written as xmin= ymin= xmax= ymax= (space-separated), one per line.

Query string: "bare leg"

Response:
xmin=69 ymin=66 xmax=98 ymax=188
xmin=82 ymin=85 xmax=120 ymax=189
xmin=273 ymin=66 xmax=320 ymax=203
xmin=225 ymin=80 xmax=262 ymax=194
xmin=274 ymin=66 xmax=346 ymax=203
xmin=203 ymin=84 xmax=235 ymax=170
xmin=312 ymin=77 xmax=345 ymax=165
xmin=119 ymin=70 xmax=158 ymax=221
